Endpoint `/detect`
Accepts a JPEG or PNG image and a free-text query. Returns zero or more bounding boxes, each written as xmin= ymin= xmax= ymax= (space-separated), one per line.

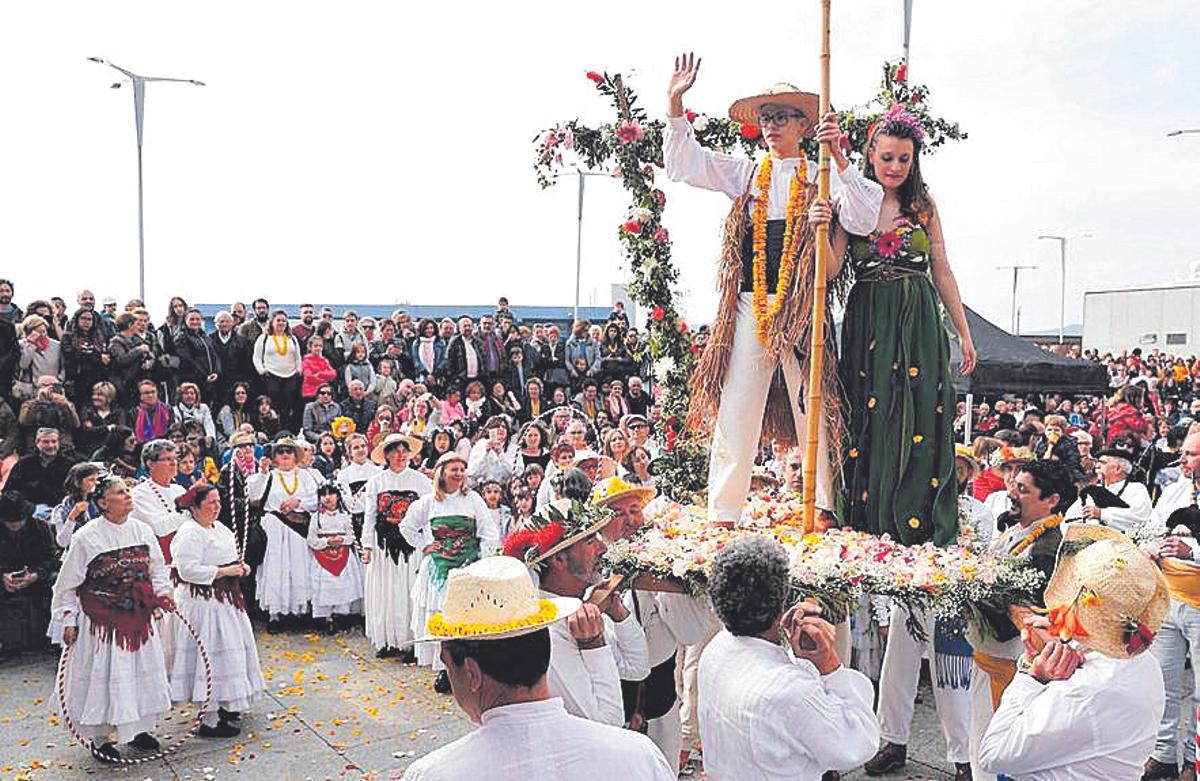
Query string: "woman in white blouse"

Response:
xmin=252 ymin=311 xmax=303 ymax=430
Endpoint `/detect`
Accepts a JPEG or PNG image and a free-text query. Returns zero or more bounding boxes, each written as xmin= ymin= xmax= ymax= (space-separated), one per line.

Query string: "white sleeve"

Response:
xmin=307 ymin=514 xmax=327 ymax=550
xmin=51 ymin=504 xmax=75 ymax=550
xmin=1100 ymin=484 xmax=1153 ymax=532
xmin=798 ymin=666 xmax=882 ymax=771
xmin=201 ymin=406 xmax=216 ymax=440
xmin=830 ymin=162 xmax=884 ymax=236
xmin=144 ymin=524 xmax=172 ymax=597
xmin=172 ymin=526 xmax=219 ymax=585
xmin=361 ymin=480 xmax=379 ymax=549
xmin=399 ymin=496 xmax=432 ymax=550
xmin=979 ymin=673 xmax=1086 ymax=776
xmin=654 ymin=592 xmax=720 ymax=648
xmin=662 ymin=116 xmax=753 ymax=200
xmin=252 ymin=334 xmax=267 ymax=374
xmin=50 ymin=535 xmax=87 ymax=625
xmin=606 ymin=613 xmax=650 ymax=681
xmin=474 ymin=494 xmax=501 ymax=555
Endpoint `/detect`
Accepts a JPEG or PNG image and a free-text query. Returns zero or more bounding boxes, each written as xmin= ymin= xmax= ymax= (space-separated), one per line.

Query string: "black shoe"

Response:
xmin=94 ymin=741 xmax=121 ymax=762
xmin=376 ymin=646 xmax=399 ymax=659
xmin=127 ymin=732 xmax=160 ymax=752
xmin=821 ymin=773 xmax=841 ymax=781
xmin=218 ymin=707 xmax=241 ymax=723
xmin=266 ymin=618 xmax=283 ymax=634
xmin=1142 ymin=758 xmax=1180 ymax=780
xmin=398 ymin=647 xmax=417 ymax=664
xmin=324 ymin=618 xmax=338 ymax=635
xmin=954 ymin=762 xmax=972 ymax=781
xmin=863 ymin=742 xmax=906 ymax=776
xmin=433 ymin=670 xmax=452 ymax=694
xmin=198 ymin=721 xmax=241 ymax=738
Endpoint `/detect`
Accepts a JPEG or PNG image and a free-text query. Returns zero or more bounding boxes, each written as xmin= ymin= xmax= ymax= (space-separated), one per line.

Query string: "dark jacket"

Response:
xmin=6 ymin=452 xmax=81 ymax=506
xmin=0 ymin=319 xmax=19 ymax=396
xmin=210 ymin=331 xmax=255 ymax=396
xmin=173 ymin=327 xmax=222 ymax=387
xmin=340 ymin=396 xmax=378 ymax=434
xmin=107 ymin=332 xmax=154 ymax=405
xmin=446 ymin=335 xmax=486 ymax=387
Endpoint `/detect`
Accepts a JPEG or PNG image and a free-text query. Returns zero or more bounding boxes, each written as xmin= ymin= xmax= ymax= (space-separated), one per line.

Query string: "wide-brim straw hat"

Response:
xmin=1044 ymin=524 xmax=1169 ymax=659
xmin=728 ymin=83 xmax=820 ymax=134
xmin=954 ymin=444 xmax=980 ymax=476
xmin=591 ymin=475 xmax=657 ymax=509
xmin=229 ymin=430 xmax=256 ymax=448
xmin=371 ymin=433 xmax=425 ymax=465
xmin=534 ymin=498 xmax=612 ymax=564
xmin=417 ymin=556 xmax=581 ymax=642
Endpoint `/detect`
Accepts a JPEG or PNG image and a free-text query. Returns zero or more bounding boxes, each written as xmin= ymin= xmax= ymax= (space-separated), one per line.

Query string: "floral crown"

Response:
xmin=501 ymin=498 xmax=612 ymax=570
xmin=872 ymin=103 xmax=927 ymax=143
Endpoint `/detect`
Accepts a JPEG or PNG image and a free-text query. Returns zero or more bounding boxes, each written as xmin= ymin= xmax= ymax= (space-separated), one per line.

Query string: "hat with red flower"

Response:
xmin=728 ymin=83 xmax=819 ymax=137
xmin=502 ymin=498 xmax=612 ymax=570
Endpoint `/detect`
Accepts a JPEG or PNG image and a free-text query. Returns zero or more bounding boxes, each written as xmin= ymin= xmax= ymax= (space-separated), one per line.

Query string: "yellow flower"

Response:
xmin=869 ymin=339 xmax=877 ymax=350
xmin=849 ymin=448 xmax=859 ymax=458
xmin=426 ymin=599 xmax=559 ymax=638
xmin=1079 ymin=590 xmax=1101 ymax=608
xmin=912 ymin=434 xmax=924 ymax=444
xmin=750 ymin=156 xmax=808 ymax=345
xmin=909 ymin=366 xmax=919 ymax=377
xmin=908 ymin=517 xmax=921 ymax=529
xmin=930 ymin=477 xmax=939 ymax=487
xmin=867 ymin=397 xmax=877 ymax=409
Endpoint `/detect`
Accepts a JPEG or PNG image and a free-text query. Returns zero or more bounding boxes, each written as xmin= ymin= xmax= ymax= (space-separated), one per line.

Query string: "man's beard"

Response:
xmin=0 ymin=296 xmax=10 ymax=305
xmin=255 ymin=311 xmax=269 ymax=323
xmin=302 ymin=316 xmax=313 ymax=325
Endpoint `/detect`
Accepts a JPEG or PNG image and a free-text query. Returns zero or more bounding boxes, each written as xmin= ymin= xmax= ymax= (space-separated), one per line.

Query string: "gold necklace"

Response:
xmin=278 ymin=470 xmax=300 ymax=496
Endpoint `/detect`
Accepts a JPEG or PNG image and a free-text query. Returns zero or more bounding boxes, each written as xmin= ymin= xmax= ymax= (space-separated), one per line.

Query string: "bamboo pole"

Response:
xmin=802 ymin=0 xmax=833 ymax=533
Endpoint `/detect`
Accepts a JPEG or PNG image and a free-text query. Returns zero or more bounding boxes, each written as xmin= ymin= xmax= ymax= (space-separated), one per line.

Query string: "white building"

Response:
xmin=1083 ymin=281 xmax=1200 ymax=354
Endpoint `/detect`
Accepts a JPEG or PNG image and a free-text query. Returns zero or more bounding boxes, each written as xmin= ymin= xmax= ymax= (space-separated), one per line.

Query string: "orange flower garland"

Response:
xmin=751 ymin=156 xmax=809 ymax=344
xmin=1008 ymin=514 xmax=1063 ymax=557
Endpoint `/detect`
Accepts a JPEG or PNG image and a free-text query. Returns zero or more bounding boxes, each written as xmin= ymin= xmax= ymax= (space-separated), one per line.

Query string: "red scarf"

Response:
xmin=78 ymin=544 xmax=169 ymax=652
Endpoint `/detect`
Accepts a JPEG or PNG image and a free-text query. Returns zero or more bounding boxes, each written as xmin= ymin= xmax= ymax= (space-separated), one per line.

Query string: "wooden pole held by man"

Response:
xmin=802 ymin=0 xmax=833 ymax=533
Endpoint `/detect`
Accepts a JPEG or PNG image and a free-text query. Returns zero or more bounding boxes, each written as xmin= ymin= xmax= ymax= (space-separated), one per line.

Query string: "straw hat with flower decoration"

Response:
xmin=371 ymin=432 xmax=425 ymax=465
xmin=954 ymin=444 xmax=980 ymax=479
xmin=1041 ymin=524 xmax=1169 ymax=659
xmin=728 ymin=83 xmax=820 ymax=136
xmin=591 ymin=475 xmax=656 ymax=509
xmin=987 ymin=445 xmax=1036 ymax=470
xmin=417 ymin=555 xmax=581 ymax=642
xmin=502 ymin=498 xmax=613 ymax=569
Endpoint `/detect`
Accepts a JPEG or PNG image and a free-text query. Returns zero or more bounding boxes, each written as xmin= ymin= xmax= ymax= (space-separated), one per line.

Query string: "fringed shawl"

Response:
xmin=687 ymin=180 xmax=846 ymax=460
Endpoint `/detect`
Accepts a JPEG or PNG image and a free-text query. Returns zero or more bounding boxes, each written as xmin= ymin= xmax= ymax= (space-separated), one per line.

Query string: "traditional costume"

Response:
xmin=337 ymin=457 xmax=380 ymax=541
xmin=130 ymin=478 xmax=189 ymax=565
xmin=664 ymin=84 xmax=883 ymax=521
xmin=307 ymin=504 xmax=364 ymax=620
xmin=248 ymin=448 xmax=320 ymax=619
xmin=401 ymin=556 xmax=674 ymax=781
xmin=400 ymin=452 xmax=499 ymax=670
xmin=362 ymin=434 xmax=432 ymax=654
xmin=51 ymin=511 xmax=173 ymax=745
xmin=169 ymin=517 xmax=264 ymax=730
xmin=1063 ymin=452 xmax=1152 ymax=531
xmin=979 ymin=525 xmax=1168 ymax=780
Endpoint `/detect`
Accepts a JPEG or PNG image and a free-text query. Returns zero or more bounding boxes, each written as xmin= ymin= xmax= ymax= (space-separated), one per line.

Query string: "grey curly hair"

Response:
xmin=142 ymin=438 xmax=177 ymax=467
xmin=708 ymin=535 xmax=791 ymax=636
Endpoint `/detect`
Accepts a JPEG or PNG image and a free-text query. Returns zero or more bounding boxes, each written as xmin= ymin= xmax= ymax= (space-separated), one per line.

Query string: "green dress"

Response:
xmin=840 ymin=216 xmax=958 ymax=546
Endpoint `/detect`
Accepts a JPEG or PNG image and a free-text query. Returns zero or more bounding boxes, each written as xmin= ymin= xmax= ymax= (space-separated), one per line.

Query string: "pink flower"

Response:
xmin=875 ymin=231 xmax=902 ymax=258
xmin=685 ymin=109 xmax=697 ymax=123
xmin=653 ymin=189 xmax=667 ymax=208
xmin=653 ymin=226 xmax=669 ymax=243
xmin=586 ymin=71 xmax=604 ymax=84
xmin=642 ymin=164 xmax=655 ymax=181
xmin=542 ymin=131 xmax=558 ymax=148
xmin=622 ymin=220 xmax=642 ymax=235
xmin=616 ymin=120 xmax=645 ymax=145
xmin=562 ymin=129 xmax=575 ymax=150
xmin=612 ymin=166 xmax=624 ymax=179
xmin=651 ymin=305 xmax=665 ymax=321
xmin=895 ymin=63 xmax=908 ymax=83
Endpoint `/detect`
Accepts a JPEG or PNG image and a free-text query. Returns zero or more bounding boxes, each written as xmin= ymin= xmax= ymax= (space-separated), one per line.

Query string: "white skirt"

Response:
xmin=364 ymin=550 xmax=421 ymax=651
xmin=256 ymin=514 xmax=312 ymax=616
xmin=62 ymin=612 xmax=171 ymax=743
xmin=410 ymin=556 xmax=452 ymax=670
xmin=169 ymin=585 xmax=265 ymax=711
xmin=310 ymin=548 xmax=365 ymax=618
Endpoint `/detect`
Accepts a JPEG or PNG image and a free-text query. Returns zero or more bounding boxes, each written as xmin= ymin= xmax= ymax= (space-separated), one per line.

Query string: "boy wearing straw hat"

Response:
xmin=979 ymin=524 xmax=1168 ymax=780
xmin=502 ymin=498 xmax=650 ymax=727
xmin=400 ymin=556 xmax=674 ymax=780
xmin=663 ymin=53 xmax=883 ymax=525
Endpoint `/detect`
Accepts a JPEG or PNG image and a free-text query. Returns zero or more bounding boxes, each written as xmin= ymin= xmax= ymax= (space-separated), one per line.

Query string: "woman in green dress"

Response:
xmin=811 ymin=107 xmax=975 ymax=546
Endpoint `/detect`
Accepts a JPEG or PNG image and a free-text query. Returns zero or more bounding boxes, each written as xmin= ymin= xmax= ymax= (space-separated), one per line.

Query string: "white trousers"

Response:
xmin=647 ymin=701 xmax=683 ymax=773
xmin=708 ymin=294 xmax=832 ymax=522
xmin=876 ymin=604 xmax=972 ymax=764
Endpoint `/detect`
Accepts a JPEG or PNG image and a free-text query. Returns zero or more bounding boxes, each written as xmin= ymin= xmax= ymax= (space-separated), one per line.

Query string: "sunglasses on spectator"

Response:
xmin=318 ymin=388 xmax=332 ymax=396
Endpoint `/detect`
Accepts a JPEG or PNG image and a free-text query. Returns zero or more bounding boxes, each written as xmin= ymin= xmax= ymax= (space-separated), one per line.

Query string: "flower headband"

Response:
xmin=871 ymin=103 xmax=927 ymax=143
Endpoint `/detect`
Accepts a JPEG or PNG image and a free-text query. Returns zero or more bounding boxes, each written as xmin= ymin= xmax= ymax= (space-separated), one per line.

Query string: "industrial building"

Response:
xmin=1083 ymin=281 xmax=1200 ymax=354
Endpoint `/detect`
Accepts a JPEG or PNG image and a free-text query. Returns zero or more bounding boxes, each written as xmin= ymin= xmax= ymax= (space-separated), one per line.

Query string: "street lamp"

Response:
xmin=1167 ymin=129 xmax=1200 ymax=137
xmin=1037 ymin=233 xmax=1092 ymax=344
xmin=87 ymin=57 xmax=205 ymax=301
xmin=996 ymin=264 xmax=1037 ymax=335
xmin=554 ymin=168 xmax=618 ymax=323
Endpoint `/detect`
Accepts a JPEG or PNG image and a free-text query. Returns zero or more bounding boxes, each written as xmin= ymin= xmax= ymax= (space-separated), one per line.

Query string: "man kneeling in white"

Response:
xmin=699 ymin=535 xmax=879 ymax=780
xmin=401 ymin=556 xmax=674 ymax=780
xmin=979 ymin=524 xmax=1168 ymax=779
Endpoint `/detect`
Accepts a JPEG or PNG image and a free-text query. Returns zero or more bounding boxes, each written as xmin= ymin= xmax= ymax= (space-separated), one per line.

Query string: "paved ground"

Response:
xmin=0 ymin=624 xmax=961 ymax=780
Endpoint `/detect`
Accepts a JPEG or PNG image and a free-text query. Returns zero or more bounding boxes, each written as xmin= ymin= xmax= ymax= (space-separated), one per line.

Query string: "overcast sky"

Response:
xmin=1 ymin=1 xmax=1197 ymax=333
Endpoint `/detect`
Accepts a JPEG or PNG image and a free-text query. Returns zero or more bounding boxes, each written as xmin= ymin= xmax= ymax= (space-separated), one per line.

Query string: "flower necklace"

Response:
xmin=278 ymin=470 xmax=300 ymax=496
xmin=751 ymin=156 xmax=808 ymax=344
xmin=271 ymin=333 xmax=289 ymax=357
xmin=1008 ymin=514 xmax=1063 ymax=557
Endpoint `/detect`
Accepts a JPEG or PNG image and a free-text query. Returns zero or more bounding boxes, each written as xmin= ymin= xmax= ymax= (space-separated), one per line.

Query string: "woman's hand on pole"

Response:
xmin=667 ymin=52 xmax=701 ymax=118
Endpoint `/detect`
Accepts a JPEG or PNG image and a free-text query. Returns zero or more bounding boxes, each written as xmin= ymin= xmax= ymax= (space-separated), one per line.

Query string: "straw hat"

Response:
xmin=954 ymin=444 xmax=979 ymax=477
xmin=572 ymin=449 xmax=602 ymax=466
xmin=502 ymin=498 xmax=613 ymax=568
xmin=987 ymin=445 xmax=1036 ymax=469
xmin=229 ymin=430 xmax=256 ymax=448
xmin=371 ymin=432 xmax=425 ymax=465
xmin=1043 ymin=524 xmax=1169 ymax=659
xmin=728 ymin=83 xmax=820 ymax=133
xmin=591 ymin=475 xmax=656 ymax=509
xmin=418 ymin=555 xmax=581 ymax=642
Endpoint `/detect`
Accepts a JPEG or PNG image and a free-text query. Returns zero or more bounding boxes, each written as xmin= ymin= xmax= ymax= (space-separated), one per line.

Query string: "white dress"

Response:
xmin=361 ymin=467 xmax=432 ymax=651
xmin=248 ymin=468 xmax=319 ymax=617
xmin=400 ymin=490 xmax=499 ymax=669
xmin=169 ymin=520 xmax=264 ymax=715
xmin=307 ymin=509 xmax=365 ymax=617
xmin=130 ymin=478 xmax=190 ymax=663
xmin=337 ymin=460 xmax=381 ymax=519
xmin=50 ymin=517 xmax=173 ymax=744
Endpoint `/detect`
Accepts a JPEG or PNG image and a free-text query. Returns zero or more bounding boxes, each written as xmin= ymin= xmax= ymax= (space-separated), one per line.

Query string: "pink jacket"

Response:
xmin=302 ymin=354 xmax=338 ymax=398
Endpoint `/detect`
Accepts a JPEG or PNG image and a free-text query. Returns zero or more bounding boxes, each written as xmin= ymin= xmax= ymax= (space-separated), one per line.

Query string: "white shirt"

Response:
xmin=662 ymin=116 xmax=883 ymax=236
xmin=130 ymin=479 xmax=190 ymax=539
xmin=543 ymin=589 xmax=650 ymax=726
xmin=698 ymin=630 xmax=879 ymax=780
xmin=361 ymin=467 xmax=433 ymax=551
xmin=399 ymin=491 xmax=500 ymax=556
xmin=984 ymin=488 xmax=1011 ymax=524
xmin=960 ymin=493 xmax=996 ymax=544
xmin=979 ymin=651 xmax=1164 ymax=780
xmin=1149 ymin=475 xmax=1196 ymax=533
xmin=626 ymin=589 xmax=718 ymax=666
xmin=247 ymin=468 xmax=320 ymax=515
xmin=336 ymin=460 xmax=382 ymax=516
xmin=171 ymin=519 xmax=239 ymax=586
xmin=1064 ymin=479 xmax=1152 ymax=532
xmin=401 ymin=698 xmax=675 ymax=781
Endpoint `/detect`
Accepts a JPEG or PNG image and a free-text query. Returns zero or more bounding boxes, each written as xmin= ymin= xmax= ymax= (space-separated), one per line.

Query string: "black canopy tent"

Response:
xmin=944 ymin=307 xmax=1108 ymax=395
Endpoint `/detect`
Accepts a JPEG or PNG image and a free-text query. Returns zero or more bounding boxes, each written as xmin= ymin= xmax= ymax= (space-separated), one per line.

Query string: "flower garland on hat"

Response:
xmin=502 ymin=498 xmax=611 ymax=570
xmin=426 ymin=598 xmax=560 ymax=639
xmin=751 ymin=155 xmax=808 ymax=345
